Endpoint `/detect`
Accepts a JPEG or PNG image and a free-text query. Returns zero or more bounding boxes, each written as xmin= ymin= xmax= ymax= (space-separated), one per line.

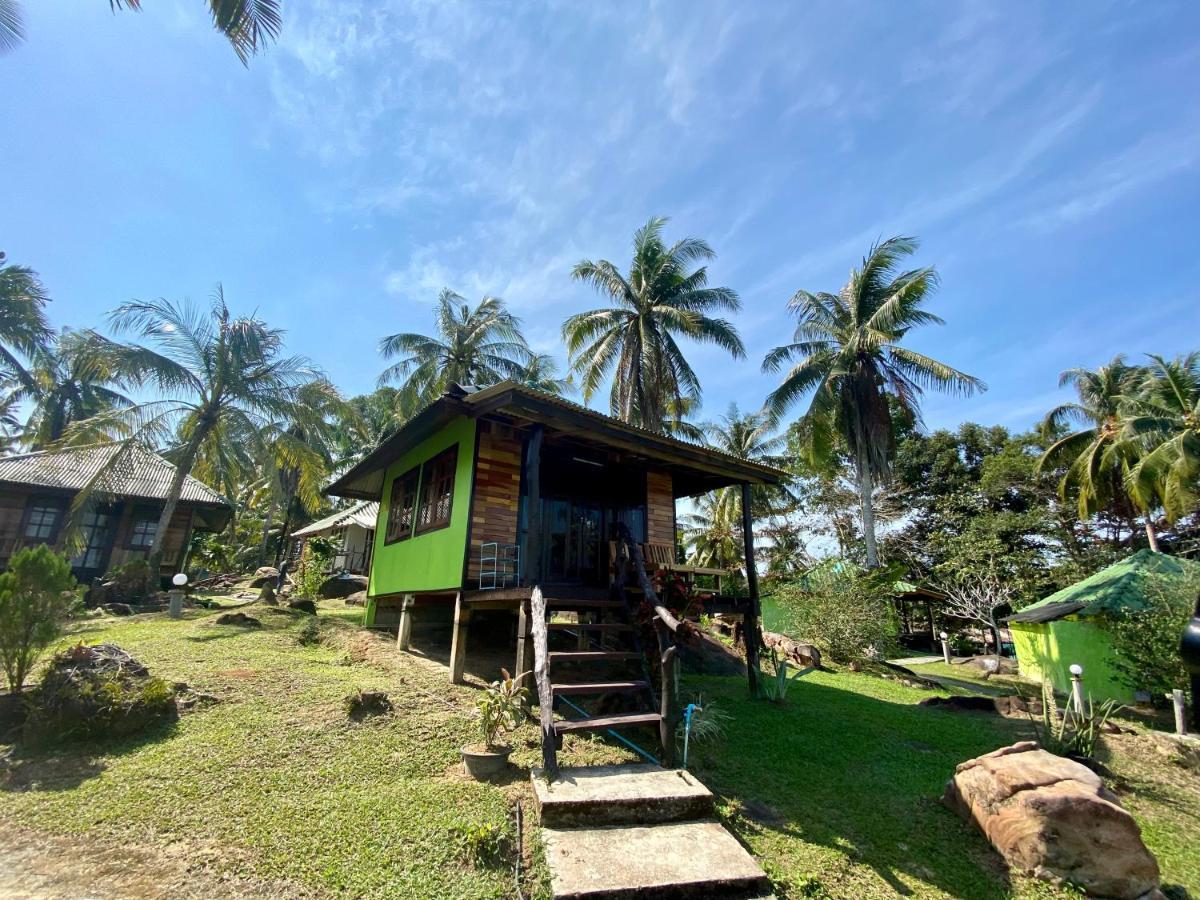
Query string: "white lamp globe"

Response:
xmin=1069 ymin=663 xmax=1083 ymax=676
xmin=172 ymin=573 xmax=188 ymax=587
xmin=939 ymin=631 xmax=948 ymax=640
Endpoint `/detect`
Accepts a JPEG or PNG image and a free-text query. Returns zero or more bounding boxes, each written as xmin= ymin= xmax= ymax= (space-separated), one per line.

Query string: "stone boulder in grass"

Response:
xmin=943 ymin=741 xmax=1159 ymax=899
xmin=319 ymin=574 xmax=369 ymax=599
xmin=248 ymin=566 xmax=279 ymax=588
xmin=22 ymin=643 xmax=177 ymax=743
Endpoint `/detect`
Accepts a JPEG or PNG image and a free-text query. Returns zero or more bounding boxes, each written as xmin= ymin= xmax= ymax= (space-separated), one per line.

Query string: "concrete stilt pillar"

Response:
xmin=450 ymin=591 xmax=470 ymax=684
xmin=397 ymin=594 xmax=414 ymax=651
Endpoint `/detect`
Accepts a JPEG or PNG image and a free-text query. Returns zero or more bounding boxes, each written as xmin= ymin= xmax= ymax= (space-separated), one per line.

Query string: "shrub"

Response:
xmin=99 ymin=558 xmax=153 ymax=602
xmin=294 ymin=536 xmax=336 ymax=599
xmin=297 ymin=618 xmax=323 ymax=646
xmin=22 ymin=643 xmax=177 ymax=743
xmin=1108 ymin=569 xmax=1200 ymax=698
xmin=759 ymin=648 xmax=792 ymax=703
xmin=452 ymin=821 xmax=511 ymax=868
xmin=0 ymin=545 xmax=80 ymax=694
xmin=1029 ymin=681 xmax=1122 ymax=764
xmin=476 ymin=668 xmax=527 ymax=749
xmin=773 ymin=562 xmax=900 ymax=666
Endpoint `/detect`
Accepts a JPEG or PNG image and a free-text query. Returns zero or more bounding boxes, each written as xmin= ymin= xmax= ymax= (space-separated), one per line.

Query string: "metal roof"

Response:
xmin=291 ymin=501 xmax=378 ymax=538
xmin=0 ymin=442 xmax=230 ymax=508
xmin=1005 ymin=601 xmax=1088 ymax=624
xmin=327 ymin=381 xmax=790 ymax=501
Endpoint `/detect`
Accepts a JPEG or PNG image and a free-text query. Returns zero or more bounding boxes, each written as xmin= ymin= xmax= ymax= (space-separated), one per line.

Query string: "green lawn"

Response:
xmin=2 ymin=604 xmax=1196 ymax=899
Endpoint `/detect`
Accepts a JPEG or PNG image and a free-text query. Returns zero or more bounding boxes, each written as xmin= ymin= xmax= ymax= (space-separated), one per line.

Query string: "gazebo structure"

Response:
xmin=1006 ymin=549 xmax=1200 ymax=703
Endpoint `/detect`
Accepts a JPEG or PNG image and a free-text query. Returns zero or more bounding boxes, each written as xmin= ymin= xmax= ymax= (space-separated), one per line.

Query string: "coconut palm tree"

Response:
xmin=763 ymin=236 xmax=984 ymax=567
xmin=564 ymin=217 xmax=745 ymax=432
xmin=378 ymin=290 xmax=531 ymax=413
xmin=65 ymin=286 xmax=321 ymax=567
xmin=0 ymin=254 xmax=52 ymax=389
xmin=704 ymin=403 xmax=795 ymax=517
xmin=11 ymin=329 xmax=133 ymax=450
xmin=679 ymin=489 xmax=742 ymax=572
xmin=517 ymin=353 xmax=572 ymax=396
xmin=1036 ymin=355 xmax=1156 ymax=546
xmin=0 ymin=0 xmax=280 ymax=63
xmin=1122 ymin=353 xmax=1200 ymax=526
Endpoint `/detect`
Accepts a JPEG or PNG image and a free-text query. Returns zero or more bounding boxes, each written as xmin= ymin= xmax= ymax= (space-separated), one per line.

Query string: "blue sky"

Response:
xmin=4 ymin=0 xmax=1199 ymax=435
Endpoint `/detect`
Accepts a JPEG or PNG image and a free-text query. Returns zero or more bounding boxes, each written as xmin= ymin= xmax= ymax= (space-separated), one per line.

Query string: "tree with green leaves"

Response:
xmin=0 ymin=544 xmax=79 ymax=694
xmin=1037 ymin=355 xmax=1156 ymax=547
xmin=763 ymin=236 xmax=984 ymax=567
xmin=11 ymin=328 xmax=133 ymax=449
xmin=564 ymin=217 xmax=745 ymax=432
xmin=679 ymin=489 xmax=742 ymax=572
xmin=0 ymin=0 xmax=280 ymax=64
xmin=0 ymin=252 xmax=52 ymax=389
xmin=378 ymin=289 xmax=530 ymax=413
xmin=66 ymin=287 xmax=321 ymax=570
xmin=1123 ymin=352 xmax=1200 ymax=527
xmin=516 ymin=353 xmax=572 ymax=396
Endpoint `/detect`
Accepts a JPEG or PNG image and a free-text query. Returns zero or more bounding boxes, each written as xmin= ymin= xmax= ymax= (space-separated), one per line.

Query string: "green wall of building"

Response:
xmin=1010 ymin=617 xmax=1132 ymax=704
xmin=364 ymin=416 xmax=476 ymax=625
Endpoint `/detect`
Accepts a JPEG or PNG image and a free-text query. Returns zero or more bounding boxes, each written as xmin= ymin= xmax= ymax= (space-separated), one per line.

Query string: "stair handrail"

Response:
xmin=612 ymin=522 xmax=687 ymax=637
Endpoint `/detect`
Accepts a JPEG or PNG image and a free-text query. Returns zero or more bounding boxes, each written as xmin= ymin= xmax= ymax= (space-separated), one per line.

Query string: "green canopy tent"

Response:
xmin=1006 ymin=549 xmax=1200 ymax=703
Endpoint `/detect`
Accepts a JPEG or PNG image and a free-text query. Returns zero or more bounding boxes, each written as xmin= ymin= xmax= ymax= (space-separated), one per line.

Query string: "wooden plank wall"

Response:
xmin=646 ymin=470 xmax=675 ymax=546
xmin=465 ymin=420 xmax=523 ymax=586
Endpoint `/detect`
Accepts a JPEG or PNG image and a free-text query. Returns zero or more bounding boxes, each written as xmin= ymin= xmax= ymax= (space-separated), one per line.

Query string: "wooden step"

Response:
xmin=549 ymin=650 xmax=641 ymax=664
xmin=551 ymin=680 xmax=649 ymax=696
xmin=545 ymin=597 xmax=626 ymax=611
xmin=554 ymin=712 xmax=661 ymax=735
xmin=546 ymin=622 xmax=634 ymax=633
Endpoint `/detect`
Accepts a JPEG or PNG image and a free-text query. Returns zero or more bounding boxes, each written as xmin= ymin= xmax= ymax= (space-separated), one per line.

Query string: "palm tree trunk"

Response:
xmin=1144 ymin=514 xmax=1160 ymax=552
xmin=855 ymin=444 xmax=879 ymax=568
xmin=147 ymin=422 xmax=210 ymax=581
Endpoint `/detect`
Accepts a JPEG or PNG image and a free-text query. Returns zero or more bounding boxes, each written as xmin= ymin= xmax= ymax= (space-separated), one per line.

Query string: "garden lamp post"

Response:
xmin=169 ymin=572 xmax=187 ymax=619
xmin=1069 ymin=663 xmax=1085 ymax=713
xmin=939 ymin=631 xmax=951 ymax=665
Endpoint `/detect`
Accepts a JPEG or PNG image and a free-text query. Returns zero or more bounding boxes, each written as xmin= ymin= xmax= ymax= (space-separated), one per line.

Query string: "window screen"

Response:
xmin=416 ymin=446 xmax=458 ymax=534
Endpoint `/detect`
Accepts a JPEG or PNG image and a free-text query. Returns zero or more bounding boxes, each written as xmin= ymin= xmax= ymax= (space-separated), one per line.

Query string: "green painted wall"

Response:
xmin=1011 ymin=617 xmax=1132 ymax=703
xmin=364 ymin=416 xmax=476 ymax=624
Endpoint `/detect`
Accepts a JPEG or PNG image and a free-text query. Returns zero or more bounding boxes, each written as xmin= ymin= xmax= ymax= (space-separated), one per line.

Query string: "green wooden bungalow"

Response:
xmin=325 ymin=381 xmax=786 ymax=715
xmin=1006 ymin=549 xmax=1200 ymax=703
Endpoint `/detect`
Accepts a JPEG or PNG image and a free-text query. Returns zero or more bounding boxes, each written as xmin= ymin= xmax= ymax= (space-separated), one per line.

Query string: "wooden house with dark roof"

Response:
xmin=0 ymin=442 xmax=232 ymax=584
xmin=326 ymin=381 xmax=788 ymax=767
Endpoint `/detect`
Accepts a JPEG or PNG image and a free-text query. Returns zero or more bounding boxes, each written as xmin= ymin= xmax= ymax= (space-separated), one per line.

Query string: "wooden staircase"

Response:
xmin=532 ymin=526 xmax=683 ymax=773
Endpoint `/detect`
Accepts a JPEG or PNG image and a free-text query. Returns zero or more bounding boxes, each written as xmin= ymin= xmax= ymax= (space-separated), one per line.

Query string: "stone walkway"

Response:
xmin=532 ymin=764 xmax=771 ymax=899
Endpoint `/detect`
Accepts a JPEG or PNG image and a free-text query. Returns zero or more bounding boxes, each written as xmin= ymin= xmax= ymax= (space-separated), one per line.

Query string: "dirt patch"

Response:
xmin=0 ymin=818 xmax=325 ymax=899
xmin=219 ymin=668 xmax=258 ymax=679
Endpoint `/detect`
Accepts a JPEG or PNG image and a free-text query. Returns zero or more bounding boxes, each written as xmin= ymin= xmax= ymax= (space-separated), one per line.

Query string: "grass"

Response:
xmin=2 ymin=604 xmax=1196 ymax=898
xmin=899 ymin=659 xmax=1035 ymax=697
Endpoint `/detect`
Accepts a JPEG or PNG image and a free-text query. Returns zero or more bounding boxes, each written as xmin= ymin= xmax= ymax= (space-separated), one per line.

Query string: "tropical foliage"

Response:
xmin=564 ymin=217 xmax=744 ymax=433
xmin=379 ymin=290 xmax=530 ymax=413
xmin=763 ymin=236 xmax=984 ymax=567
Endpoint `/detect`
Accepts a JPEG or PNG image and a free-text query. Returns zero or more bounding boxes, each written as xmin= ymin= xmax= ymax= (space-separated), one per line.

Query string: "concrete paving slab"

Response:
xmin=541 ymin=819 xmax=770 ymax=899
xmin=532 ymin=764 xmax=714 ymax=826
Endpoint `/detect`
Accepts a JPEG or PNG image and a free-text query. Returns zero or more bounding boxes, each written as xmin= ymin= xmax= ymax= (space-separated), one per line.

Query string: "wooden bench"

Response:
xmin=641 ymin=542 xmax=727 ymax=594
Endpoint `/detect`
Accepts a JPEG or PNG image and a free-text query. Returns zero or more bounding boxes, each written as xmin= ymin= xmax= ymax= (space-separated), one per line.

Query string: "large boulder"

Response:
xmin=215 ymin=612 xmax=262 ymax=628
xmin=248 ymin=566 xmax=279 ymax=588
xmin=763 ymin=631 xmax=822 ymax=669
xmin=320 ymin=574 xmax=369 ymax=599
xmin=288 ymin=598 xmax=318 ymax=615
xmin=343 ymin=590 xmax=367 ymax=606
xmin=943 ymin=741 xmax=1159 ymax=898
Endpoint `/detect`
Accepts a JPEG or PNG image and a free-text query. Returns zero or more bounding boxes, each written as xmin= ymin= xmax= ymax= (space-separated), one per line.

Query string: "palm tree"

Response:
xmin=0 ymin=253 xmax=52 ymax=390
xmin=1123 ymin=353 xmax=1200 ymax=526
xmin=332 ymin=387 xmax=401 ymax=472
xmin=763 ymin=236 xmax=984 ymax=567
xmin=517 ymin=353 xmax=572 ymax=396
xmin=1037 ymin=355 xmax=1155 ymax=547
xmin=679 ymin=489 xmax=742 ymax=572
xmin=379 ymin=289 xmax=531 ymax=413
xmin=0 ymin=0 xmax=280 ymax=63
xmin=66 ymin=286 xmax=320 ymax=567
xmin=704 ymin=403 xmax=794 ymax=517
xmin=564 ymin=217 xmax=745 ymax=432
xmin=12 ymin=329 xmax=133 ymax=449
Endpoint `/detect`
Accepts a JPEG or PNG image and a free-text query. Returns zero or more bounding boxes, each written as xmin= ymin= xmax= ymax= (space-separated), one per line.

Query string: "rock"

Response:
xmin=102 ymin=602 xmax=135 ymax=617
xmin=921 ymin=695 xmax=999 ymax=713
xmin=943 ymin=741 xmax=1160 ymax=898
xmin=994 ymin=695 xmax=1044 ymax=717
xmin=259 ymin=583 xmax=277 ymax=605
xmin=1144 ymin=731 xmax=1200 ymax=772
xmin=762 ymin=632 xmax=822 ymax=669
xmin=248 ymin=566 xmax=279 ymax=588
xmin=214 ymin=612 xmax=262 ymax=628
xmin=344 ymin=590 xmax=367 ymax=606
xmin=288 ymin=598 xmax=318 ymax=615
xmin=320 ymin=574 xmax=369 ymax=599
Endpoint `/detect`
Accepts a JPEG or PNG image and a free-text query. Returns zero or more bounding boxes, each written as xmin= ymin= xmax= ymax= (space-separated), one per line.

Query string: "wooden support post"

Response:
xmin=449 ymin=591 xmax=470 ymax=684
xmin=524 ymin=425 xmax=543 ymax=587
xmin=396 ymin=594 xmax=414 ymax=650
xmin=530 ymin=586 xmax=556 ymax=775
xmin=660 ymin=644 xmax=678 ymax=767
xmin=515 ymin=598 xmax=534 ymax=698
xmin=741 ymin=482 xmax=762 ymax=698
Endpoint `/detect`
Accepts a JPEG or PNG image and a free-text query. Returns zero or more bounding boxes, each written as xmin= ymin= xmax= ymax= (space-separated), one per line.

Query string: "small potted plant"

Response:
xmin=462 ymin=668 xmax=527 ymax=779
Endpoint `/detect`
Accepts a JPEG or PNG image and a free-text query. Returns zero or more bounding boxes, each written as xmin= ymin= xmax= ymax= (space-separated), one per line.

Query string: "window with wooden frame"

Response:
xmin=127 ymin=507 xmax=160 ymax=550
xmin=21 ymin=497 xmax=65 ymax=543
xmin=385 ymin=467 xmax=420 ymax=544
xmin=415 ymin=445 xmax=458 ymax=535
